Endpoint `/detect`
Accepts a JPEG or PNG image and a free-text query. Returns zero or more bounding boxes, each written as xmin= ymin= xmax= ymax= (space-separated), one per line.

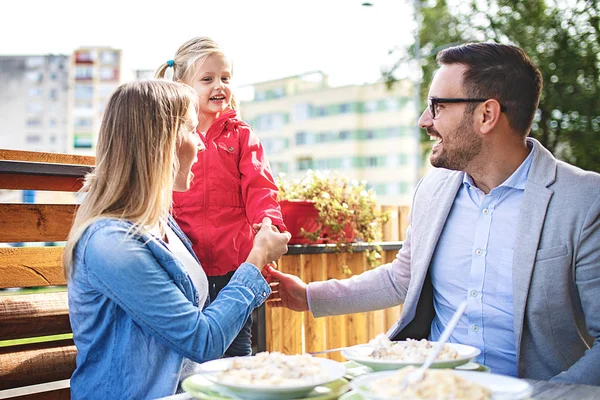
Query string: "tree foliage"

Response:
xmin=386 ymin=0 xmax=600 ymax=172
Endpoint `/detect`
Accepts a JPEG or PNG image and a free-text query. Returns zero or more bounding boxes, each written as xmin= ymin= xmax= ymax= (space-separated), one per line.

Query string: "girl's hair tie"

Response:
xmin=166 ymin=60 xmax=174 ymax=68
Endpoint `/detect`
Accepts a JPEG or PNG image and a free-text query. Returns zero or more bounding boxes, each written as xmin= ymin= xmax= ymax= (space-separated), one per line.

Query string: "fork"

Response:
xmin=400 ymin=300 xmax=469 ymax=389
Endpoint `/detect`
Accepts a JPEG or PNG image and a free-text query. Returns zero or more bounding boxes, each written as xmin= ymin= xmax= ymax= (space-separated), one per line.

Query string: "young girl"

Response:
xmin=63 ymin=79 xmax=290 ymax=399
xmin=155 ymin=37 xmax=287 ymax=357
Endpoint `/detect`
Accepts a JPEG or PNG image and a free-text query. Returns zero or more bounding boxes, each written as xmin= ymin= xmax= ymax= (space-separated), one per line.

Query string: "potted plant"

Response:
xmin=276 ymin=170 xmax=390 ymax=272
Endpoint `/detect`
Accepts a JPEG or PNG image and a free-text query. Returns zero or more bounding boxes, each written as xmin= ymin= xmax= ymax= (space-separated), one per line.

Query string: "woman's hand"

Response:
xmin=246 ymin=217 xmax=290 ymax=269
xmin=264 ymin=264 xmax=309 ymax=312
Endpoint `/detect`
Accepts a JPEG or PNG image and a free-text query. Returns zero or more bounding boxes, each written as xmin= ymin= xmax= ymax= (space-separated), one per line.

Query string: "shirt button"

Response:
xmin=475 ymin=249 xmax=483 ymax=256
xmin=470 ymin=290 xmax=478 ymax=297
xmin=482 ymin=208 xmax=489 ymax=215
xmin=262 ymin=291 xmax=267 ymax=297
xmin=472 ymin=325 xmax=479 ymax=332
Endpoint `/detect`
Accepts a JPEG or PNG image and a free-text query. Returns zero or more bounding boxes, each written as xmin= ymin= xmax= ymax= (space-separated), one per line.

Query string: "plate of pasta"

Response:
xmin=191 ymin=352 xmax=347 ymax=400
xmin=349 ymin=367 xmax=532 ymax=400
xmin=341 ymin=335 xmax=480 ymax=371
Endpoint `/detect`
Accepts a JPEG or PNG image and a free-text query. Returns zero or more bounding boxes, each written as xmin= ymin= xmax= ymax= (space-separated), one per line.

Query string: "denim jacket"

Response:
xmin=68 ymin=218 xmax=270 ymax=399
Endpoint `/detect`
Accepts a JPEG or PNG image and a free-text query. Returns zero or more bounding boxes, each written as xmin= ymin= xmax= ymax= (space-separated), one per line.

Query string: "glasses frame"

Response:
xmin=428 ymin=97 xmax=506 ymax=119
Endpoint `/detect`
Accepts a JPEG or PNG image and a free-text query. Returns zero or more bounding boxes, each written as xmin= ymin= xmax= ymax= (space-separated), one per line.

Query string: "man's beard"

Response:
xmin=430 ymin=113 xmax=482 ymax=171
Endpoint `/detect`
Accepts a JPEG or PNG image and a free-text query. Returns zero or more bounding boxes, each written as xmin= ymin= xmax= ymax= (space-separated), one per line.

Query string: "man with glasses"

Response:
xmin=267 ymin=42 xmax=600 ymax=385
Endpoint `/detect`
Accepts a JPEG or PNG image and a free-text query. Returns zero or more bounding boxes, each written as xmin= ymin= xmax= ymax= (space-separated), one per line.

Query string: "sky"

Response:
xmin=0 ymin=0 xmax=415 ymax=88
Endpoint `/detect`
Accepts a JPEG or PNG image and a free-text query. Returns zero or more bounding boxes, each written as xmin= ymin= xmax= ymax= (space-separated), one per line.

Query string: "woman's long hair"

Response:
xmin=63 ymin=79 xmax=197 ymax=278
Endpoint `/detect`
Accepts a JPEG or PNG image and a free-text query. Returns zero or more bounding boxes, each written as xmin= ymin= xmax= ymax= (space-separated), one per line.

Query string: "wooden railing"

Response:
xmin=0 ymin=149 xmax=408 ymax=397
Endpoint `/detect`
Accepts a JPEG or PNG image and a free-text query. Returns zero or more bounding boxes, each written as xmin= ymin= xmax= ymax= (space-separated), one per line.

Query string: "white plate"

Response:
xmin=349 ymin=370 xmax=533 ymax=400
xmin=341 ymin=342 xmax=480 ymax=371
xmin=196 ymin=356 xmax=347 ymax=400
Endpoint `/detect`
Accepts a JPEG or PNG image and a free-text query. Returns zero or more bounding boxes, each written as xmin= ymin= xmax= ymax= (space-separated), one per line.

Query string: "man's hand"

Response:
xmin=264 ymin=264 xmax=309 ymax=312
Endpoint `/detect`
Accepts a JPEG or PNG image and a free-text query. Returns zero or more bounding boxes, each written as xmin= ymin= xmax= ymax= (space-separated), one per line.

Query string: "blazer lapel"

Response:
xmin=512 ymin=138 xmax=556 ymax=359
xmin=390 ymin=171 xmax=463 ymax=337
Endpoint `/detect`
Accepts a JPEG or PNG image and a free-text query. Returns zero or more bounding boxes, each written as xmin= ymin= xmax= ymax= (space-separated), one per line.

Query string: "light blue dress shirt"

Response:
xmin=429 ymin=141 xmax=535 ymax=376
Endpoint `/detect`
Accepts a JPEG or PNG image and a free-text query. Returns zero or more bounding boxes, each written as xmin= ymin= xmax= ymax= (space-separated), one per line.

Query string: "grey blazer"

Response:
xmin=308 ymin=138 xmax=600 ymax=385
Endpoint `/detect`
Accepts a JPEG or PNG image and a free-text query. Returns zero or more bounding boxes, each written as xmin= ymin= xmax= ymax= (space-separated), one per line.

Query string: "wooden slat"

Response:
xmin=0 ymin=247 xmax=66 ymax=288
xmin=0 ymin=340 xmax=76 ymax=390
xmin=0 ymin=149 xmax=94 ymax=166
xmin=324 ymin=253 xmax=348 ymax=362
xmin=344 ymin=252 xmax=369 ymax=348
xmin=0 ymin=174 xmax=84 ymax=191
xmin=303 ymin=254 xmax=326 ymax=355
xmin=381 ymin=205 xmax=400 ymax=242
xmin=280 ymin=255 xmax=303 ymax=355
xmin=398 ymin=206 xmax=410 ymax=241
xmin=0 ymin=292 xmax=70 ymax=340
xmin=0 ymin=204 xmax=77 ymax=242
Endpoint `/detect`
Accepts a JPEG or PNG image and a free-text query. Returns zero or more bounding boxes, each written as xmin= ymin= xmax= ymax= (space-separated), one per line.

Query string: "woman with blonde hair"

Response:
xmin=63 ymin=79 xmax=290 ymax=400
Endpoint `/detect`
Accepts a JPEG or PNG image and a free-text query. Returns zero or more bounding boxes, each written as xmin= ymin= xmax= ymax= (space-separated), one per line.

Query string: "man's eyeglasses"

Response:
xmin=427 ymin=97 xmax=506 ymax=119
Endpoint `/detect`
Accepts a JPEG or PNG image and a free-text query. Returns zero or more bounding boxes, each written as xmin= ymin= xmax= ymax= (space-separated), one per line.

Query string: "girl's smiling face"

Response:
xmin=189 ymin=53 xmax=233 ymax=130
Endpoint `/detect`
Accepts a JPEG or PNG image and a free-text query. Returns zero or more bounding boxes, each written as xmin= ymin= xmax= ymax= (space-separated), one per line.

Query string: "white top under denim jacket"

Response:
xmin=67 ymin=217 xmax=270 ymax=400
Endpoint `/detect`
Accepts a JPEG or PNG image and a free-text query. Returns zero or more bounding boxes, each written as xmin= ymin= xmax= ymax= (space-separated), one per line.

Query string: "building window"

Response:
xmin=75 ymin=51 xmax=95 ymax=63
xmin=99 ymin=67 xmax=118 ymax=81
xmin=75 ymin=66 xmax=93 ymax=80
xmin=49 ymin=88 xmax=58 ymax=101
xmin=295 ymin=132 xmax=308 ymax=145
xmin=100 ymin=51 xmax=118 ymax=64
xmin=339 ymin=130 xmax=351 ymax=141
xmin=28 ymin=87 xmax=42 ymax=97
xmin=26 ymin=118 xmax=42 ymax=127
xmin=386 ymin=97 xmax=399 ymax=110
xmin=297 ymin=157 xmax=314 ymax=171
xmin=27 ymin=103 xmax=43 ymax=114
xmin=75 ymin=118 xmax=93 ymax=129
xmin=25 ymin=57 xmax=44 ymax=68
xmin=364 ymin=100 xmax=378 ymax=113
xmin=26 ymin=134 xmax=42 ymax=143
xmin=75 ymin=85 xmax=94 ymax=99
xmin=74 ymin=134 xmax=93 ymax=149
xmin=292 ymin=103 xmax=312 ymax=121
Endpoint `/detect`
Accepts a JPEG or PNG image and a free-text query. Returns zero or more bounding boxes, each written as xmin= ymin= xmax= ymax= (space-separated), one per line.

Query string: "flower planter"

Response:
xmin=280 ymin=200 xmax=354 ymax=244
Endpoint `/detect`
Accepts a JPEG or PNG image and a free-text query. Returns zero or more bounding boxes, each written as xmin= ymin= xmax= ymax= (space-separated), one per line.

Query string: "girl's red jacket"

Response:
xmin=172 ymin=109 xmax=286 ymax=277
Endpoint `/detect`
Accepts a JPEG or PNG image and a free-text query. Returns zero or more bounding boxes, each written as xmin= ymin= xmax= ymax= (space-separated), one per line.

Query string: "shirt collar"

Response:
xmin=463 ymin=138 xmax=535 ymax=190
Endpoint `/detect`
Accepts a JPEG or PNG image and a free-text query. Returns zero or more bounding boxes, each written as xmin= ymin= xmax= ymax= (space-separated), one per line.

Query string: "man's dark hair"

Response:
xmin=437 ymin=42 xmax=543 ymax=136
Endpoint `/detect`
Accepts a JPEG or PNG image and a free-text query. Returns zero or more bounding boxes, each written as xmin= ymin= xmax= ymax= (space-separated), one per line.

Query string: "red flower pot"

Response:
xmin=280 ymin=200 xmax=354 ymax=245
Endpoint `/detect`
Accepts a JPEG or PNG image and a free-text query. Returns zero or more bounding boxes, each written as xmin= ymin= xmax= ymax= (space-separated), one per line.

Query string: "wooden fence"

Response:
xmin=266 ymin=249 xmax=404 ymax=362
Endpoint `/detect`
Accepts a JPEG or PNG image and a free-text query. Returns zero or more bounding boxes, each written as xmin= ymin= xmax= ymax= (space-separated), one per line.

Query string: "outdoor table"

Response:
xmin=157 ymin=378 xmax=600 ymax=400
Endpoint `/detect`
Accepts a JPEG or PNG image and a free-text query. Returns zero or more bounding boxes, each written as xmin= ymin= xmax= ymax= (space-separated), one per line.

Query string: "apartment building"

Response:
xmin=70 ymin=46 xmax=121 ymax=155
xmin=0 ymin=54 xmax=70 ymax=153
xmin=240 ymin=72 xmax=419 ymax=206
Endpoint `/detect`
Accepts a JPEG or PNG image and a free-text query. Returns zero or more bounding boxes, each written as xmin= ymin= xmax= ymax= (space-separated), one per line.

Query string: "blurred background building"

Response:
xmin=1 ymin=50 xmax=418 ymax=206
xmin=240 ymin=71 xmax=418 ymax=205
xmin=0 ymin=54 xmax=70 ymax=153
xmin=69 ymin=46 xmax=121 ymax=155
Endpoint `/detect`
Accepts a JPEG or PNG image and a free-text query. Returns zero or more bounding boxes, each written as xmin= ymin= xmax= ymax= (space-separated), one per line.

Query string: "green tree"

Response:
xmin=386 ymin=0 xmax=600 ymax=172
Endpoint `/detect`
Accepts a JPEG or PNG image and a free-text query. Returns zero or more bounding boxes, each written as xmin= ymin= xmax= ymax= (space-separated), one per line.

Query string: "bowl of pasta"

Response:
xmin=350 ymin=367 xmax=532 ymax=400
xmin=189 ymin=352 xmax=347 ymax=400
xmin=341 ymin=334 xmax=480 ymax=371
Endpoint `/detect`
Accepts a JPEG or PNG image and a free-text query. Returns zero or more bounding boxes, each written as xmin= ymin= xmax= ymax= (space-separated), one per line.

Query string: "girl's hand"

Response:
xmin=246 ymin=218 xmax=290 ymax=268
